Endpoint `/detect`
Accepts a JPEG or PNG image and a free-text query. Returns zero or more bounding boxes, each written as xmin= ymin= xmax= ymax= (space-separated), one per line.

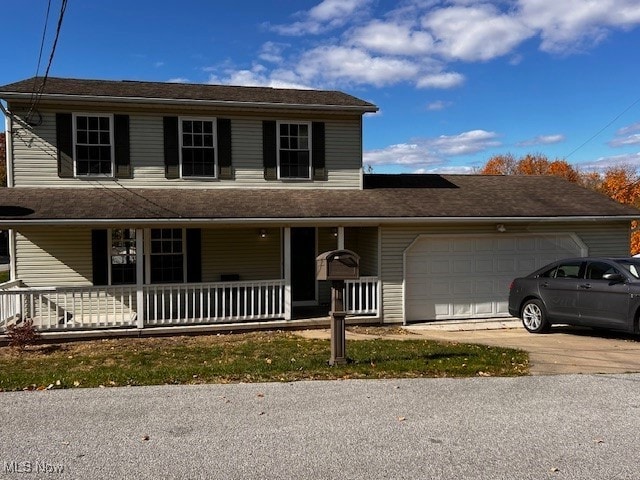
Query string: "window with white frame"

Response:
xmin=110 ymin=229 xmax=137 ymax=285
xmin=74 ymin=114 xmax=114 ymax=176
xmin=278 ymin=122 xmax=311 ymax=179
xmin=181 ymin=118 xmax=217 ymax=177
xmin=149 ymin=228 xmax=184 ymax=283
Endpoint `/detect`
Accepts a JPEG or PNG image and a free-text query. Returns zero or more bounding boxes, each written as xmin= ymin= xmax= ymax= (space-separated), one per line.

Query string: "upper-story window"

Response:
xmin=74 ymin=114 xmax=114 ymax=176
xmin=278 ymin=122 xmax=311 ymax=179
xmin=180 ymin=118 xmax=217 ymax=178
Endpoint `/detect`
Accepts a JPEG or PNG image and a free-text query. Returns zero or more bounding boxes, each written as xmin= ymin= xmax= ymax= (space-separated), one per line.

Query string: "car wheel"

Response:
xmin=521 ymin=299 xmax=550 ymax=333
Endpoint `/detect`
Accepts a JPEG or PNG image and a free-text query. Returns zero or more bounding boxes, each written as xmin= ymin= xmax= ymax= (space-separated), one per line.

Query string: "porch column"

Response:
xmin=135 ymin=228 xmax=145 ymax=328
xmin=284 ymin=227 xmax=292 ymax=320
xmin=337 ymin=226 xmax=345 ymax=250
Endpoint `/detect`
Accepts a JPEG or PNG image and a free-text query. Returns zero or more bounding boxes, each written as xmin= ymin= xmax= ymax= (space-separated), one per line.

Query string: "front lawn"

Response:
xmin=0 ymin=331 xmax=529 ymax=391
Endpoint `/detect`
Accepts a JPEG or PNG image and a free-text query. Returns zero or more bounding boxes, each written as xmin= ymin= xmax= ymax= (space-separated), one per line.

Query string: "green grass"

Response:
xmin=0 ymin=331 xmax=528 ymax=391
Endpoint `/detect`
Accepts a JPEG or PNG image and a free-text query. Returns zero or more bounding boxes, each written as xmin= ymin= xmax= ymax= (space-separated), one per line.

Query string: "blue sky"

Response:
xmin=2 ymin=0 xmax=640 ymax=174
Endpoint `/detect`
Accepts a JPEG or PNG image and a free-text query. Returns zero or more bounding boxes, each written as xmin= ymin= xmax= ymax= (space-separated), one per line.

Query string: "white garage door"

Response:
xmin=404 ymin=234 xmax=586 ymax=321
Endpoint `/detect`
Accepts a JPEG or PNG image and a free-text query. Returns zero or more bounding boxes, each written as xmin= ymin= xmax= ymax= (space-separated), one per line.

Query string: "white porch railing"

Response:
xmin=143 ymin=280 xmax=285 ymax=325
xmin=0 ymin=277 xmax=379 ymax=331
xmin=0 ymin=284 xmax=137 ymax=330
xmin=345 ymin=276 xmax=379 ymax=315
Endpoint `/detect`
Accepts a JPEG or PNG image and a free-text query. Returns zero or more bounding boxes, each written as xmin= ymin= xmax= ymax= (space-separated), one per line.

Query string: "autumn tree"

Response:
xmin=479 ymin=153 xmax=579 ymax=183
xmin=480 ymin=153 xmax=640 ymax=254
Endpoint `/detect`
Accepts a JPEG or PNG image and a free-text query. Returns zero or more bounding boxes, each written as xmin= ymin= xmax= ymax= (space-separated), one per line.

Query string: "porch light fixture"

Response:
xmin=259 ymin=228 xmax=267 ymax=238
xmin=496 ymin=224 xmax=507 ymax=233
xmin=331 ymin=227 xmax=338 ymax=237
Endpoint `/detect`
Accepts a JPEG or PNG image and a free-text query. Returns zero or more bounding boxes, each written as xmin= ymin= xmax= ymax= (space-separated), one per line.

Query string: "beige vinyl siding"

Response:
xmin=201 ymin=228 xmax=282 ymax=282
xmin=10 ymin=107 xmax=362 ymax=189
xmin=379 ymin=221 xmax=631 ymax=324
xmin=345 ymin=227 xmax=378 ymax=276
xmin=15 ymin=226 xmax=93 ymax=287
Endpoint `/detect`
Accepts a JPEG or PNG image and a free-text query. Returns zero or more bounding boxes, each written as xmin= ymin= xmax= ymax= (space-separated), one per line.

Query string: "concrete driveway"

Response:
xmin=298 ymin=319 xmax=640 ymax=375
xmin=406 ymin=321 xmax=640 ymax=375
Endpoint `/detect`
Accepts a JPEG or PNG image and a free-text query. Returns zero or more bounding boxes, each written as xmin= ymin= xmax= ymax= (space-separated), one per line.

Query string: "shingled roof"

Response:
xmin=0 ymin=77 xmax=377 ymax=112
xmin=0 ymin=175 xmax=635 ymax=225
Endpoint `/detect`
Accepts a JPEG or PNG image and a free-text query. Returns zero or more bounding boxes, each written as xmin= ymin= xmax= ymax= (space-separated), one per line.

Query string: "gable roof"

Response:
xmin=0 ymin=175 xmax=635 ymax=225
xmin=0 ymin=77 xmax=378 ymax=112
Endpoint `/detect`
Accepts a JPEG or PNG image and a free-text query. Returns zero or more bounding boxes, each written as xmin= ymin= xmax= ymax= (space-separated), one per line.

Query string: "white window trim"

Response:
xmin=72 ymin=112 xmax=115 ymax=178
xmin=276 ymin=120 xmax=312 ymax=181
xmin=179 ymin=116 xmax=218 ymax=180
xmin=144 ymin=228 xmax=188 ymax=284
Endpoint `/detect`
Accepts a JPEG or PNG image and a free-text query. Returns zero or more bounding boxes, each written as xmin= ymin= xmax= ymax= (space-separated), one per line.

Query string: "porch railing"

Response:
xmin=0 ymin=277 xmax=379 ymax=331
xmin=345 ymin=276 xmax=379 ymax=315
xmin=0 ymin=283 xmax=137 ymax=330
xmin=143 ymin=280 xmax=285 ymax=325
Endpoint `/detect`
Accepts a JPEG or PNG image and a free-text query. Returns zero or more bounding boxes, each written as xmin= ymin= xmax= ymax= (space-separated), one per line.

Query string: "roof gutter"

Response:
xmin=0 ymin=215 xmax=635 ymax=228
xmin=0 ymin=92 xmax=379 ymax=113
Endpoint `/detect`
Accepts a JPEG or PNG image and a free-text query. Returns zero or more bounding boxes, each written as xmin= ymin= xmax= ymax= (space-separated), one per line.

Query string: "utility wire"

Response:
xmin=28 ymin=0 xmax=68 ymax=122
xmin=27 ymin=0 xmax=52 ymax=120
xmin=565 ymin=95 xmax=640 ymax=160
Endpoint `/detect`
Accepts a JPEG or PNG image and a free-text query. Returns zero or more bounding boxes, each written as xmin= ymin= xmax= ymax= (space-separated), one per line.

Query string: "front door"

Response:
xmin=291 ymin=227 xmax=316 ymax=304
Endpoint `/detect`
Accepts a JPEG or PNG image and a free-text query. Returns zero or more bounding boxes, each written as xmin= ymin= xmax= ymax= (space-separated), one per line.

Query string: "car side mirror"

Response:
xmin=602 ymin=273 xmax=625 ymax=283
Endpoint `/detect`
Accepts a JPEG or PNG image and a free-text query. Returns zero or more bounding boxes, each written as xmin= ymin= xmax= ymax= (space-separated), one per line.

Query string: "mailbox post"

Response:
xmin=316 ymin=249 xmax=360 ymax=366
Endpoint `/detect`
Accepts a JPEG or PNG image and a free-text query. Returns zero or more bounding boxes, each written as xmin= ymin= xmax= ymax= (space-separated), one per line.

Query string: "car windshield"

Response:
xmin=616 ymin=259 xmax=640 ymax=279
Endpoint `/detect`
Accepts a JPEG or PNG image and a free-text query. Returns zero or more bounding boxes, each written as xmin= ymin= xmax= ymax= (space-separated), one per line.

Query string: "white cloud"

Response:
xmin=270 ymin=0 xmax=372 ymax=36
xmin=516 ymin=134 xmax=565 ymax=147
xmin=349 ymin=21 xmax=434 ymax=55
xmin=296 ymin=46 xmax=421 ymax=87
xmin=426 ymin=100 xmax=452 ymax=111
xmin=167 ymin=77 xmax=190 ymax=83
xmin=207 ymin=66 xmax=311 ymax=90
xmin=519 ymin=0 xmax=640 ymax=53
xmin=580 ymin=152 xmax=640 ymax=170
xmin=609 ymin=122 xmax=640 ymax=147
xmin=363 ymin=129 xmax=501 ymax=167
xmin=414 ymin=165 xmax=477 ymax=174
xmin=258 ymin=42 xmax=288 ymax=64
xmin=422 ymin=4 xmax=534 ymax=61
xmin=416 ymin=71 xmax=464 ymax=88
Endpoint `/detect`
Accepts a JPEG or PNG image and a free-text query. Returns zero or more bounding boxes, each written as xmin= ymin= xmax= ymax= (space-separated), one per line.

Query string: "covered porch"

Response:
xmin=0 ymin=224 xmax=380 ymax=332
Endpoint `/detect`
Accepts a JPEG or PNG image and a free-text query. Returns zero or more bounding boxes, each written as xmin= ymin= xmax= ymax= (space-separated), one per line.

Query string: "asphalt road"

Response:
xmin=1 ymin=375 xmax=640 ymax=479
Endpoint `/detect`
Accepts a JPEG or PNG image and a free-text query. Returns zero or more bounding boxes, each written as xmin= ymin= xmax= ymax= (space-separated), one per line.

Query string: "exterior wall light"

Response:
xmin=259 ymin=228 xmax=267 ymax=238
xmin=331 ymin=227 xmax=338 ymax=238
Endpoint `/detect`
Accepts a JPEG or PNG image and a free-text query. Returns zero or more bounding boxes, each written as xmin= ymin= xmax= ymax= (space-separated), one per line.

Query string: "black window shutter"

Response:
xmin=312 ymin=122 xmax=326 ymax=181
xmin=91 ymin=230 xmax=109 ymax=286
xmin=55 ymin=113 xmax=74 ymax=178
xmin=114 ymin=114 xmax=131 ymax=178
xmin=163 ymin=116 xmax=180 ymax=179
xmin=262 ymin=120 xmax=277 ymax=180
xmin=217 ymin=118 xmax=233 ymax=180
xmin=186 ymin=229 xmax=202 ymax=283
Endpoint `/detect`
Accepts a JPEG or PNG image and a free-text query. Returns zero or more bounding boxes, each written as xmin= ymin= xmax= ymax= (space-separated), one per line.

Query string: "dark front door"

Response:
xmin=291 ymin=227 xmax=316 ymax=303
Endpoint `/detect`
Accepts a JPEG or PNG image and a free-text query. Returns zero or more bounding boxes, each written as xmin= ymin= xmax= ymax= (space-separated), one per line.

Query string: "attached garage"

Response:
xmin=404 ymin=233 xmax=587 ymax=322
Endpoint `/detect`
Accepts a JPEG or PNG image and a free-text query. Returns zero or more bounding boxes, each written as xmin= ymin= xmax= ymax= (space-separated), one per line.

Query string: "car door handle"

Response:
xmin=579 ymin=284 xmax=592 ymax=289
xmin=541 ymin=282 xmax=549 ymax=288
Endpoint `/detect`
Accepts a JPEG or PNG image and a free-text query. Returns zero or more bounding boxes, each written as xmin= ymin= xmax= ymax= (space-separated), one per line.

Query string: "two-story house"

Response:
xmin=0 ymin=76 xmax=637 ymax=335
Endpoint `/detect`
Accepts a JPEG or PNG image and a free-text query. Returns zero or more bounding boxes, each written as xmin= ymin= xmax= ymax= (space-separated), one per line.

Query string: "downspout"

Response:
xmin=4 ymin=107 xmax=16 ymax=281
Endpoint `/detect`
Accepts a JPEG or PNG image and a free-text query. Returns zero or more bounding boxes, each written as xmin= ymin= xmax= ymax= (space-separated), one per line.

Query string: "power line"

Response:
xmin=27 ymin=0 xmax=69 ymax=123
xmin=27 ymin=0 xmax=52 ymax=121
xmin=565 ymin=95 xmax=640 ymax=160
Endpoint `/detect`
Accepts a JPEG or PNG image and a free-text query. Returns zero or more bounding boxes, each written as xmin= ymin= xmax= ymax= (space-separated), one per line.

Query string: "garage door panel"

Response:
xmin=405 ymin=234 xmax=584 ymax=321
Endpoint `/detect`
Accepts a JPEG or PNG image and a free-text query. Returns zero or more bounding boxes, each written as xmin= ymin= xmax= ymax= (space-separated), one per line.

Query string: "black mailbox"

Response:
xmin=316 ymin=249 xmax=360 ymax=281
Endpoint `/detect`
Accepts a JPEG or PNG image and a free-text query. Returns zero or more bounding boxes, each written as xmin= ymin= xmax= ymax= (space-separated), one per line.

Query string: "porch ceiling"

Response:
xmin=0 ymin=175 xmax=637 ymax=225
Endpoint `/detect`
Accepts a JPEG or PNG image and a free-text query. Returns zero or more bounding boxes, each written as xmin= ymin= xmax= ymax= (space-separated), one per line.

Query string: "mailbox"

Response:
xmin=316 ymin=249 xmax=360 ymax=281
